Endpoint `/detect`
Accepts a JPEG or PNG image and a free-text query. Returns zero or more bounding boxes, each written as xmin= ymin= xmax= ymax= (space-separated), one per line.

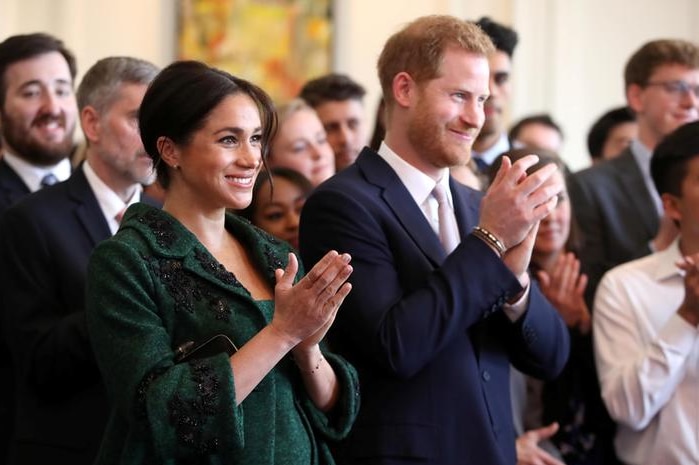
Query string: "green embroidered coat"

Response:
xmin=86 ymin=203 xmax=360 ymax=465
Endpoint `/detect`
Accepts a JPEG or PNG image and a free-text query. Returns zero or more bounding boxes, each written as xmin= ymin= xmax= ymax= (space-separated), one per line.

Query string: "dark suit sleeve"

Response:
xmin=506 ymin=284 xmax=571 ymax=379
xmin=0 ymin=205 xmax=98 ymax=397
xmin=300 ymin=186 xmax=568 ymax=380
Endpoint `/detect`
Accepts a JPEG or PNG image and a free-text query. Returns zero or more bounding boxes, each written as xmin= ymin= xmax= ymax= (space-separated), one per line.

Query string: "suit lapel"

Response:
xmin=450 ymin=177 xmax=480 ymax=237
xmin=358 ymin=149 xmax=446 ymax=266
xmin=66 ymin=166 xmax=111 ymax=246
xmin=0 ymin=159 xmax=30 ymax=209
xmin=614 ymin=150 xmax=659 ymax=238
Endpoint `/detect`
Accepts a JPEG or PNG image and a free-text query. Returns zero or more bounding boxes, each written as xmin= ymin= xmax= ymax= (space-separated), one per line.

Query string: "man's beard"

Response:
xmin=1 ymin=113 xmax=75 ymax=166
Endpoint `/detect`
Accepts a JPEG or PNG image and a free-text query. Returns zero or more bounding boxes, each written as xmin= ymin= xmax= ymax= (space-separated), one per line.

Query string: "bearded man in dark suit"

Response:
xmin=300 ymin=15 xmax=569 ymax=465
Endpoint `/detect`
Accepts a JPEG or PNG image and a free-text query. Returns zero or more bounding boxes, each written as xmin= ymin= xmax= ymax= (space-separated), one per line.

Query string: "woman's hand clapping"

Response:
xmin=271 ymin=251 xmax=353 ymax=348
xmin=537 ymin=252 xmax=591 ymax=334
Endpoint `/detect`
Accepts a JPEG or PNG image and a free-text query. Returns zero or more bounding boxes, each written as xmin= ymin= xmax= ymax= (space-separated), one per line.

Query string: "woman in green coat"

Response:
xmin=86 ymin=61 xmax=359 ymax=464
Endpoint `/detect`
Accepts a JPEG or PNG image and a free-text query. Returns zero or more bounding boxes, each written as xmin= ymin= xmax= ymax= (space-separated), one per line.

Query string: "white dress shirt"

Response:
xmin=594 ymin=239 xmax=699 ymax=465
xmin=2 ymin=151 xmax=71 ymax=192
xmin=377 ymin=141 xmax=528 ymax=320
xmin=472 ymin=132 xmax=510 ymax=167
xmin=83 ymin=161 xmax=142 ymax=235
xmin=377 ymin=141 xmax=454 ymax=239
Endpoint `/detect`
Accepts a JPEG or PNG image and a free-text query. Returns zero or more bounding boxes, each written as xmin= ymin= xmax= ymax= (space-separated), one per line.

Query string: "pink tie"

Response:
xmin=432 ymin=184 xmax=459 ymax=253
xmin=115 ymin=208 xmax=126 ymax=225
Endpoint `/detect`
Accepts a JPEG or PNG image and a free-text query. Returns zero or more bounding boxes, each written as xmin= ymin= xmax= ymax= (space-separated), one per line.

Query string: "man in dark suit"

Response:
xmin=569 ymin=39 xmax=699 ymax=306
xmin=300 ymin=15 xmax=569 ymax=465
xmin=0 ymin=56 xmax=159 ymax=465
xmin=0 ymin=33 xmax=79 ymax=463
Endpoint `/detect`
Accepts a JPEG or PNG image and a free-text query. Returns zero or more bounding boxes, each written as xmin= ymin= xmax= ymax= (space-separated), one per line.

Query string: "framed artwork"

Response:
xmin=178 ymin=0 xmax=333 ymax=104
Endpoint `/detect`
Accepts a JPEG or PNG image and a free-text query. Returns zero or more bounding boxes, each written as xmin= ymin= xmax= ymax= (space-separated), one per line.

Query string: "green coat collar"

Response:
xmin=120 ymin=203 xmax=295 ymax=298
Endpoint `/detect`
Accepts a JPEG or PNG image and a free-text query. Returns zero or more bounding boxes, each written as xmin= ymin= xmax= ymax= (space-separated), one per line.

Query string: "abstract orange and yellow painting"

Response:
xmin=178 ymin=0 xmax=333 ymax=103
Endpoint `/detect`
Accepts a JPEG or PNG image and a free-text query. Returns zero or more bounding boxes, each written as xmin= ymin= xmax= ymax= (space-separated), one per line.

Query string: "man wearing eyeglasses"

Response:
xmin=568 ymin=40 xmax=699 ymax=463
xmin=570 ymin=39 xmax=699 ymax=305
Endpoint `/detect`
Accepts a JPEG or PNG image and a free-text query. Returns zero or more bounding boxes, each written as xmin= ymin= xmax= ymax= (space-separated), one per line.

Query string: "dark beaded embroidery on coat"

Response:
xmin=147 ymin=256 xmax=233 ymax=322
xmin=168 ymin=361 xmax=222 ymax=454
xmin=194 ymin=249 xmax=240 ymax=288
xmin=138 ymin=209 xmax=177 ymax=248
xmin=262 ymin=243 xmax=284 ymax=277
xmin=136 ymin=366 xmax=168 ymax=422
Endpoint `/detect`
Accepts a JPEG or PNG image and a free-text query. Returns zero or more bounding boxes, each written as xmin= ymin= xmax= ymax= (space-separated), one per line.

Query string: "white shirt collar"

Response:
xmin=82 ymin=160 xmax=142 ymax=235
xmin=652 ymin=236 xmax=683 ymax=282
xmin=2 ymin=151 xmax=71 ymax=193
xmin=377 ymin=141 xmax=452 ymax=208
xmin=472 ymin=132 xmax=510 ymax=166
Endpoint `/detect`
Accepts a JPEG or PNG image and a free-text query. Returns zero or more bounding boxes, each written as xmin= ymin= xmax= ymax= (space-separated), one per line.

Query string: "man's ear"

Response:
xmin=157 ymin=136 xmax=180 ymax=168
xmin=662 ymin=192 xmax=682 ymax=224
xmin=626 ymin=83 xmax=644 ymax=114
xmin=392 ymin=72 xmax=416 ymax=109
xmin=80 ymin=106 xmax=100 ymax=143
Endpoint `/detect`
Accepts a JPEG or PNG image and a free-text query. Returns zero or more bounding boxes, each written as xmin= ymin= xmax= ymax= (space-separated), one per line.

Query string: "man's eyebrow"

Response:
xmin=18 ymin=78 xmax=72 ymax=89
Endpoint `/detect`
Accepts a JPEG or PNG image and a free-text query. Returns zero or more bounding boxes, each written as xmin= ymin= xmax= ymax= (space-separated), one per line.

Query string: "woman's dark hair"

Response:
xmin=586 ymin=106 xmax=636 ymax=160
xmin=139 ymin=60 xmax=278 ymax=188
xmin=238 ymin=167 xmax=314 ymax=222
xmin=488 ymin=148 xmax=581 ymax=254
xmin=488 ymin=148 xmax=568 ymax=178
xmin=508 ymin=113 xmax=563 ymax=146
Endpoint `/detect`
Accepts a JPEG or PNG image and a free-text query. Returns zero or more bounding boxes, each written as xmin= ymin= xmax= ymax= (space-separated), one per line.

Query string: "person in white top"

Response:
xmin=594 ymin=120 xmax=699 ymax=465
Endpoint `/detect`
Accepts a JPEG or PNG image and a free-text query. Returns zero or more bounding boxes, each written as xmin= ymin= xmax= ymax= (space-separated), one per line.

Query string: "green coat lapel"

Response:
xmin=120 ymin=203 xmax=294 ymax=302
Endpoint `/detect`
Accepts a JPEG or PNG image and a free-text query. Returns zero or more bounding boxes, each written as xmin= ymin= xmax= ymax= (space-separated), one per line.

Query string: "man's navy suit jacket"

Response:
xmin=0 ymin=165 xmax=158 ymax=465
xmin=0 ymin=158 xmax=31 ymax=215
xmin=0 ymin=158 xmax=32 ymax=464
xmin=300 ymin=148 xmax=570 ymax=465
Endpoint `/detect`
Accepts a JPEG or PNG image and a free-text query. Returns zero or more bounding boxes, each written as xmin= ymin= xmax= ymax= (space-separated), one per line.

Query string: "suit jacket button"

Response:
xmin=482 ymin=370 xmax=491 ymax=382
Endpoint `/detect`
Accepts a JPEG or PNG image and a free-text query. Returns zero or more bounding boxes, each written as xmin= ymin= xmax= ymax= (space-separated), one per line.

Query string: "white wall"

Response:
xmin=1 ymin=0 xmax=698 ymax=169
xmin=0 ymin=0 xmax=174 ymax=69
xmin=514 ymin=0 xmax=699 ymax=169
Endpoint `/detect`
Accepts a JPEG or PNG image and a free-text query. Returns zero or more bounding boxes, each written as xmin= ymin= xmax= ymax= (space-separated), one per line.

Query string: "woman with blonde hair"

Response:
xmin=269 ymin=98 xmax=335 ymax=186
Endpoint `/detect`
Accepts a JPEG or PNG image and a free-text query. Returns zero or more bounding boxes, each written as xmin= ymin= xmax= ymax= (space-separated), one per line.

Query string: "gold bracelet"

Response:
xmin=472 ymin=226 xmax=506 ymax=258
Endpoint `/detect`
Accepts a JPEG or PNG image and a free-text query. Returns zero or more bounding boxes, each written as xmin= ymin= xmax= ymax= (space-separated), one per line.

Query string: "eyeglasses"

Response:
xmin=645 ymin=80 xmax=699 ymax=98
